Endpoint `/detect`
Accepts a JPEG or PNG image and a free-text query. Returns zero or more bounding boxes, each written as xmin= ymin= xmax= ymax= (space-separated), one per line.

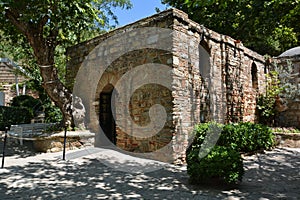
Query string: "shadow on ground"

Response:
xmin=0 ymin=147 xmax=299 ymax=199
xmin=0 ymin=138 xmax=40 ymax=158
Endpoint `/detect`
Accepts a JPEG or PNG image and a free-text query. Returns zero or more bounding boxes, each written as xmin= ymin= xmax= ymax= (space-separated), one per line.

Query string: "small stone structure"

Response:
xmin=274 ymin=49 xmax=300 ymax=128
xmin=66 ymin=9 xmax=269 ymax=163
xmin=33 ymin=131 xmax=95 ymax=153
xmin=0 ymin=58 xmax=27 ymax=106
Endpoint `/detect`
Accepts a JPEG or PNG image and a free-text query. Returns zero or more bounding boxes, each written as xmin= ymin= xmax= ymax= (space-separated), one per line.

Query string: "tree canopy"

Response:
xmin=0 ymin=0 xmax=131 ymax=73
xmin=162 ymin=0 xmax=300 ymax=56
xmin=0 ymin=0 xmax=131 ymax=126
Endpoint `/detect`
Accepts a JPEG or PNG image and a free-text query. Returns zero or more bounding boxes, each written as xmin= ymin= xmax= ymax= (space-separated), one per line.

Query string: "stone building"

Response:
xmin=66 ymin=8 xmax=268 ymax=163
xmin=274 ymin=47 xmax=300 ymax=128
xmin=0 ymin=58 xmax=27 ymax=106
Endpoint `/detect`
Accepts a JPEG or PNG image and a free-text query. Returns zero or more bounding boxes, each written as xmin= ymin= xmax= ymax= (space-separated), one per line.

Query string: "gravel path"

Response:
xmin=0 ymin=144 xmax=299 ymax=199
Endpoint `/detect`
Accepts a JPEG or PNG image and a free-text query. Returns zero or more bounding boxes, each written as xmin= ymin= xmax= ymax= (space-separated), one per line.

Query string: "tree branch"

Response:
xmin=38 ymin=14 xmax=49 ymax=34
xmin=5 ymin=8 xmax=28 ymax=35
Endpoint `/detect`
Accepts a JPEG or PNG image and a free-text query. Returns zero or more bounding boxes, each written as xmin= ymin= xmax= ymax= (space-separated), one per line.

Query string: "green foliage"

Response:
xmin=11 ymin=95 xmax=43 ymax=116
xmin=257 ymin=70 xmax=282 ymax=125
xmin=187 ymin=146 xmax=244 ymax=184
xmin=43 ymin=101 xmax=63 ymax=123
xmin=219 ymin=122 xmax=274 ymax=152
xmin=20 ymin=81 xmax=63 ymax=123
xmin=162 ymin=0 xmax=300 ymax=56
xmin=186 ymin=122 xmax=275 ymax=184
xmin=192 ymin=122 xmax=275 ymax=153
xmin=0 ymin=0 xmax=132 ymax=125
xmin=0 ymin=30 xmax=40 ymax=81
xmin=10 ymin=93 xmax=62 ymax=123
xmin=191 ymin=122 xmax=223 ymax=148
xmin=0 ymin=106 xmax=33 ymax=130
xmin=0 ymin=0 xmax=132 ymax=43
xmin=0 ymin=0 xmax=132 ymax=83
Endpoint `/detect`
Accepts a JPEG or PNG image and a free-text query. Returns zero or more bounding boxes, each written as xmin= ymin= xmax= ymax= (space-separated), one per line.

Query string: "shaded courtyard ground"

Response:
xmin=0 ymin=136 xmax=299 ymax=199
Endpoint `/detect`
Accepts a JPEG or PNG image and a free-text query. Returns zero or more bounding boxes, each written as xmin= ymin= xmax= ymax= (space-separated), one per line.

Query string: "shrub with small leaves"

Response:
xmin=187 ymin=145 xmax=244 ymax=184
xmin=0 ymin=106 xmax=33 ymax=130
xmin=187 ymin=122 xmax=275 ymax=185
xmin=219 ymin=122 xmax=275 ymax=153
xmin=11 ymin=95 xmax=43 ymax=117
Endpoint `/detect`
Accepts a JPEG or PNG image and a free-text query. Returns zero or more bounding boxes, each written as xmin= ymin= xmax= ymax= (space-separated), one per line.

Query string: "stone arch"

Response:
xmin=94 ymin=48 xmax=174 ymax=153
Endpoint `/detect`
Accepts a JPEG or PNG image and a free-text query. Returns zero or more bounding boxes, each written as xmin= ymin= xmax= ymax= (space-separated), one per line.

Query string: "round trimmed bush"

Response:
xmin=187 ymin=145 xmax=244 ymax=184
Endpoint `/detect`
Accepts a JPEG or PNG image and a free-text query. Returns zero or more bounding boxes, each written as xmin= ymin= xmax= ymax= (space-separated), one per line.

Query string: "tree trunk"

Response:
xmin=33 ymin=41 xmax=78 ymax=128
xmin=34 ymin=45 xmax=74 ymax=128
xmin=39 ymin=63 xmax=74 ymax=127
xmin=5 ymin=8 xmax=83 ymax=129
xmin=32 ymin=39 xmax=87 ymax=129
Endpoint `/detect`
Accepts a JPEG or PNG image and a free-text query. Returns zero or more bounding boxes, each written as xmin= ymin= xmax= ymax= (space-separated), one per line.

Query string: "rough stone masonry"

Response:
xmin=66 ymin=8 xmax=270 ymax=163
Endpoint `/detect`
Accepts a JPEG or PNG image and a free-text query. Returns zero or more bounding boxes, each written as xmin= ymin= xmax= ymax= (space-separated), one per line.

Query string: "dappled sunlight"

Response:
xmin=0 ymin=147 xmax=299 ymax=199
xmin=233 ymin=148 xmax=300 ymax=199
xmin=0 ymin=157 xmax=193 ymax=199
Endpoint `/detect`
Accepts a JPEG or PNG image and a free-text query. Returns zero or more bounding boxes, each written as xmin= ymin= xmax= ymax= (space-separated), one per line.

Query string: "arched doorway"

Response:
xmin=99 ymin=84 xmax=116 ymax=145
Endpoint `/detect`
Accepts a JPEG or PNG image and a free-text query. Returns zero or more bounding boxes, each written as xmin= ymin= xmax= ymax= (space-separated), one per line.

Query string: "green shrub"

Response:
xmin=11 ymin=95 xmax=43 ymax=117
xmin=42 ymin=101 xmax=63 ymax=123
xmin=192 ymin=122 xmax=216 ymax=144
xmin=0 ymin=106 xmax=33 ymax=130
xmin=187 ymin=146 xmax=244 ymax=184
xmin=11 ymin=95 xmax=62 ymax=123
xmin=186 ymin=122 xmax=275 ymax=184
xmin=190 ymin=122 xmax=275 ymax=154
xmin=219 ymin=122 xmax=274 ymax=153
xmin=256 ymin=70 xmax=282 ymax=126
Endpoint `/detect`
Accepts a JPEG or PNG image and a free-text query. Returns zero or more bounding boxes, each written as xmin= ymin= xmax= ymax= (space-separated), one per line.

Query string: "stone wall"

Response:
xmin=274 ymin=56 xmax=300 ymax=128
xmin=0 ymin=63 xmax=29 ymax=106
xmin=66 ymin=8 xmax=267 ymax=163
xmin=67 ymin=11 xmax=177 ymax=162
xmin=94 ymin=48 xmax=174 ymax=157
xmin=171 ymin=10 xmax=266 ymax=125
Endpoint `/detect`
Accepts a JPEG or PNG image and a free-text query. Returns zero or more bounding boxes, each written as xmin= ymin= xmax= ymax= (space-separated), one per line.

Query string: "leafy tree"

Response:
xmin=162 ymin=0 xmax=300 ymax=56
xmin=0 ymin=0 xmax=131 ymax=127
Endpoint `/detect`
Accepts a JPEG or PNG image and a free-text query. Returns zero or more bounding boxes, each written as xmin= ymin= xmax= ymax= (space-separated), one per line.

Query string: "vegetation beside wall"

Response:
xmin=257 ymin=70 xmax=282 ymax=126
xmin=0 ymin=106 xmax=33 ymax=130
xmin=11 ymin=95 xmax=43 ymax=117
xmin=187 ymin=122 xmax=275 ymax=184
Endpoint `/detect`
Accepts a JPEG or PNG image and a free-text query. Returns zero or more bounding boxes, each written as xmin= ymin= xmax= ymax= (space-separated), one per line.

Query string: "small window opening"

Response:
xmin=251 ymin=63 xmax=258 ymax=90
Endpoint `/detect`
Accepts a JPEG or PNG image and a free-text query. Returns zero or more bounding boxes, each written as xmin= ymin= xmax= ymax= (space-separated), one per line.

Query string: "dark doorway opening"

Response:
xmin=251 ymin=62 xmax=258 ymax=90
xmin=99 ymin=84 xmax=116 ymax=145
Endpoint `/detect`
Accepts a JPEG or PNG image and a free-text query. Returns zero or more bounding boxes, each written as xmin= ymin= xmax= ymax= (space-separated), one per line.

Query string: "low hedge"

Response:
xmin=0 ymin=106 xmax=33 ymax=130
xmin=187 ymin=122 xmax=275 ymax=184
xmin=191 ymin=122 xmax=275 ymax=154
xmin=219 ymin=122 xmax=274 ymax=153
